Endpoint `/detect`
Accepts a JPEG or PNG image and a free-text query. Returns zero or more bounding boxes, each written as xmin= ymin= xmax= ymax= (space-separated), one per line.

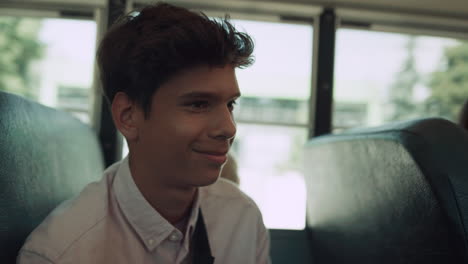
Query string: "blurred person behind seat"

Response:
xmin=220 ymin=153 xmax=239 ymax=185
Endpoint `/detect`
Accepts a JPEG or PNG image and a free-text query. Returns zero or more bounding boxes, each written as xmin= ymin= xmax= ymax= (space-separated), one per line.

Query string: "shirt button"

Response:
xmin=169 ymin=233 xmax=181 ymax=242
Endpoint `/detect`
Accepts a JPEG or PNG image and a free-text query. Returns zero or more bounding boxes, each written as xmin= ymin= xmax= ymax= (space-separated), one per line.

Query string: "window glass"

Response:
xmin=333 ymin=28 xmax=468 ymax=132
xmin=233 ymin=19 xmax=312 ymax=125
xmin=232 ymin=124 xmax=307 ymax=230
xmin=0 ymin=16 xmax=97 ymax=123
xmin=232 ymin=19 xmax=313 ymax=229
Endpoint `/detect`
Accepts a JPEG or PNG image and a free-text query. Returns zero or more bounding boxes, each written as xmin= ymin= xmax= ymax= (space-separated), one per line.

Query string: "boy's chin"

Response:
xmin=190 ymin=171 xmax=221 ymax=187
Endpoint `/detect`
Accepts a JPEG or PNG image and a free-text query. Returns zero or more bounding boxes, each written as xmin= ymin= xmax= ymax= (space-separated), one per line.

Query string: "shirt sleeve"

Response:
xmin=17 ymin=250 xmax=54 ymax=264
xmin=255 ymin=213 xmax=272 ymax=264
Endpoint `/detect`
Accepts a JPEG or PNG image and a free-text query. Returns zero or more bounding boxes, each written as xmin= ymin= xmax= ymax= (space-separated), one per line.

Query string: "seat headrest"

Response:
xmin=0 ymin=92 xmax=104 ymax=263
xmin=304 ymin=118 xmax=468 ymax=263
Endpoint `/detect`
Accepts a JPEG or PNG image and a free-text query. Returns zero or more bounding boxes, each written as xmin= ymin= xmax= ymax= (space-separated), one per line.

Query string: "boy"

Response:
xmin=17 ymin=3 xmax=270 ymax=264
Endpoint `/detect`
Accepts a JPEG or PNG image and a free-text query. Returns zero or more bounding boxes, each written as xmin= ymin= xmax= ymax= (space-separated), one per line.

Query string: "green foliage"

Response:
xmin=424 ymin=42 xmax=468 ymax=120
xmin=0 ymin=17 xmax=43 ymax=99
xmin=388 ymin=36 xmax=421 ymax=121
xmin=388 ymin=37 xmax=468 ymax=122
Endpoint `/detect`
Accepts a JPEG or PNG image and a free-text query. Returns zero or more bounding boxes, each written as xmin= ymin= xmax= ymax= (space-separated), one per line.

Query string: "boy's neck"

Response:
xmin=128 ymin=155 xmax=197 ymax=225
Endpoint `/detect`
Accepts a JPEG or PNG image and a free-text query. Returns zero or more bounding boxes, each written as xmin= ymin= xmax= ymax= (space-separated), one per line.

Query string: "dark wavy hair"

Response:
xmin=459 ymin=99 xmax=468 ymax=131
xmin=97 ymin=2 xmax=254 ymax=117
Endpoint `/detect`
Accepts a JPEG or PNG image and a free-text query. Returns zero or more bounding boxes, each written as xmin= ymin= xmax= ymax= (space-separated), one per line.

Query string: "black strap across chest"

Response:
xmin=192 ymin=208 xmax=214 ymax=264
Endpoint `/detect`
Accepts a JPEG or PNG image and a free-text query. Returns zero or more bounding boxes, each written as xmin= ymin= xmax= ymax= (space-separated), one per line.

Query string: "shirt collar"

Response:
xmin=113 ymin=156 xmax=201 ymax=251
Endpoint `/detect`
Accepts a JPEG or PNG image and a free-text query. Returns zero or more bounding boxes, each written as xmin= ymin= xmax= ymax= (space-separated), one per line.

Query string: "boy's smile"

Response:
xmin=192 ymin=148 xmax=229 ymax=165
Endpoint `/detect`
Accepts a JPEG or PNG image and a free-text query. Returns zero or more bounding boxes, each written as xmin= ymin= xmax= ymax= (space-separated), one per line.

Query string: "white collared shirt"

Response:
xmin=17 ymin=157 xmax=271 ymax=264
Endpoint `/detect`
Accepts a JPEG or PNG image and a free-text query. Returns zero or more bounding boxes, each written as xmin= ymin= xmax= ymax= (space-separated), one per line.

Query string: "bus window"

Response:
xmin=231 ymin=19 xmax=313 ymax=230
xmin=333 ymin=28 xmax=468 ymax=132
xmin=0 ymin=16 xmax=97 ymax=124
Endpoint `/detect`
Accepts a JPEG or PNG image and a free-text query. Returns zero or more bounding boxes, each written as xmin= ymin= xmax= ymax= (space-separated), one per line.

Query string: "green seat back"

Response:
xmin=0 ymin=92 xmax=104 ymax=263
xmin=305 ymin=118 xmax=468 ymax=263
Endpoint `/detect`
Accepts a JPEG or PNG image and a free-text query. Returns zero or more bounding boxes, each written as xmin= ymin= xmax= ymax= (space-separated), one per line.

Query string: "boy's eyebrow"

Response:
xmin=178 ymin=91 xmax=241 ymax=99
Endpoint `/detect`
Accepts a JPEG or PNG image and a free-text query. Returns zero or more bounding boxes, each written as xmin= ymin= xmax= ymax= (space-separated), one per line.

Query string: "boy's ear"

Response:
xmin=111 ymin=92 xmax=142 ymax=142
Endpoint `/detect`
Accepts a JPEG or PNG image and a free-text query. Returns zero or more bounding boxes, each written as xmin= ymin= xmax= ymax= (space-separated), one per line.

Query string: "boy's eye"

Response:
xmin=187 ymin=101 xmax=209 ymax=110
xmin=228 ymin=100 xmax=237 ymax=112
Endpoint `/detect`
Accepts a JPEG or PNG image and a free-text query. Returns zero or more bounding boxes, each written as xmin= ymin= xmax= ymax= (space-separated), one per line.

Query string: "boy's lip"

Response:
xmin=193 ymin=149 xmax=228 ymax=164
xmin=193 ymin=149 xmax=228 ymax=156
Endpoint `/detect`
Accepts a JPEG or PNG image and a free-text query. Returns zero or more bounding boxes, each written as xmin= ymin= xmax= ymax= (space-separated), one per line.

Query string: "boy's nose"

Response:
xmin=208 ymin=107 xmax=236 ymax=141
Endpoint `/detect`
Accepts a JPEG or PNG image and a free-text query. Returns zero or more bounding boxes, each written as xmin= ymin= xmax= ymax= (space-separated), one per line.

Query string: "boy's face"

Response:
xmin=134 ymin=65 xmax=240 ymax=188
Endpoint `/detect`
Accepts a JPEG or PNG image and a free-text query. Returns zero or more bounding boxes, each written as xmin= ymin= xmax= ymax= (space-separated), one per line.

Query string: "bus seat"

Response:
xmin=0 ymin=91 xmax=104 ymax=263
xmin=304 ymin=118 xmax=468 ymax=263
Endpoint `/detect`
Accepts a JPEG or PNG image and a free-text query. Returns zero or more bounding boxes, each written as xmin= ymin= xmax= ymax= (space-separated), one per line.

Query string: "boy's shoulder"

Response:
xmin=200 ymin=178 xmax=267 ymax=247
xmin=201 ymin=178 xmax=258 ymax=209
xmin=19 ymin=165 xmax=118 ymax=261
